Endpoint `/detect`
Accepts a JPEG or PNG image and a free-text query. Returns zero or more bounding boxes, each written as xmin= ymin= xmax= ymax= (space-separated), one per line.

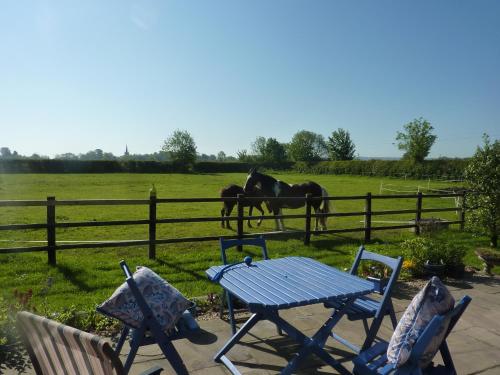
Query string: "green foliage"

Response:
xmin=464 ymin=134 xmax=500 ymax=247
xmin=0 ymin=158 xmax=469 ymax=177
xmin=401 ymin=237 xmax=466 ymax=277
xmin=262 ymin=138 xmax=288 ymax=163
xmin=327 ymin=128 xmax=356 ymax=161
xmin=395 ymin=118 xmax=437 ymax=163
xmin=251 ymin=136 xmax=288 ymax=164
xmin=162 ymin=129 xmax=197 ymax=167
xmin=288 ymin=130 xmax=327 ymax=162
xmin=294 ymin=159 xmax=467 ymax=179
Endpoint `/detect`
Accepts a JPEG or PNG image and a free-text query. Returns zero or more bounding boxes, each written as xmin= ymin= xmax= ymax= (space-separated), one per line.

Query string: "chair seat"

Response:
xmin=326 ymin=296 xmax=382 ymax=320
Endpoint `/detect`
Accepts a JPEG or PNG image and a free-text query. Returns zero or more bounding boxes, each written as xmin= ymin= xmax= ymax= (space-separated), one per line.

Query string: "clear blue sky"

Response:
xmin=1 ymin=1 xmax=499 ymax=158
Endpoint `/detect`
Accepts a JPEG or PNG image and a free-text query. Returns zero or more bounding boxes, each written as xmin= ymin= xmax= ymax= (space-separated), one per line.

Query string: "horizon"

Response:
xmin=1 ymin=1 xmax=499 ymax=159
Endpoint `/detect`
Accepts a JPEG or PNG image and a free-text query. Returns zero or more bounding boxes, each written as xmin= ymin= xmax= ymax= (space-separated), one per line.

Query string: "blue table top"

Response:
xmin=206 ymin=257 xmax=374 ymax=310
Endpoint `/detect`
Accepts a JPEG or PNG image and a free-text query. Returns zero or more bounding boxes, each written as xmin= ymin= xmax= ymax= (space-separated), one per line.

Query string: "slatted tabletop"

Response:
xmin=206 ymin=257 xmax=374 ymax=310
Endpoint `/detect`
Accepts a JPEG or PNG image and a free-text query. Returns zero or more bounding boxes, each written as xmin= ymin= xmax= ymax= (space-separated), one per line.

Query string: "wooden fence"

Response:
xmin=0 ymin=192 xmax=466 ymax=265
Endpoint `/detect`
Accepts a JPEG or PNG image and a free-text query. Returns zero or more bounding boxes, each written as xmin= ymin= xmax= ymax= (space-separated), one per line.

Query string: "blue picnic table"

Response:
xmin=206 ymin=256 xmax=375 ymax=375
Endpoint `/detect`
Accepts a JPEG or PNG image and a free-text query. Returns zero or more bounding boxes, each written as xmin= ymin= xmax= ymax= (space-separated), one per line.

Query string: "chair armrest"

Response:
xmin=138 ymin=365 xmax=163 ymax=375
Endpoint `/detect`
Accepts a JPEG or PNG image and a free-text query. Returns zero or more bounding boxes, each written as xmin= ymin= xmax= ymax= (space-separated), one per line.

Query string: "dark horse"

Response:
xmin=243 ymin=169 xmax=330 ymax=231
xmin=220 ymin=184 xmax=268 ymax=229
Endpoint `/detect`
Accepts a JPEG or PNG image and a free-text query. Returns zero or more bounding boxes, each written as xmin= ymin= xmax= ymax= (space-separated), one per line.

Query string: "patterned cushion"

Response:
xmin=98 ymin=266 xmax=191 ymax=331
xmin=386 ymin=276 xmax=454 ymax=368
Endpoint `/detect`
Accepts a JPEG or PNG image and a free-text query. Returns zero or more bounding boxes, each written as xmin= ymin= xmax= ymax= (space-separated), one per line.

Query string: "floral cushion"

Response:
xmin=98 ymin=266 xmax=191 ymax=331
xmin=386 ymin=276 xmax=454 ymax=368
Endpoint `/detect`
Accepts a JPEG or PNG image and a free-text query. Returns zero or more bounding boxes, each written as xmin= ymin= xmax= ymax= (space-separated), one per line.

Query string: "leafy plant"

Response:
xmin=464 ymin=134 xmax=500 ymax=248
xmin=401 ymin=237 xmax=466 ymax=277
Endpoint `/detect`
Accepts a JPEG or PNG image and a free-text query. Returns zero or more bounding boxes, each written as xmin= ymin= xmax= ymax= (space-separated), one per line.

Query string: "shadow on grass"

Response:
xmin=155 ymin=258 xmax=207 ymax=283
xmin=56 ymin=263 xmax=97 ymax=292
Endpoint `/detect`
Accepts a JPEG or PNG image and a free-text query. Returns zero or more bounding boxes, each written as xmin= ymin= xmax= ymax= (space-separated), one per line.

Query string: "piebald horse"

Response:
xmin=243 ymin=169 xmax=330 ymax=231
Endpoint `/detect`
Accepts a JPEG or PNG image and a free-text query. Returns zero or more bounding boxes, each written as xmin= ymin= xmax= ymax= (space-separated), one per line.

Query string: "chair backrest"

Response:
xmin=219 ymin=236 xmax=269 ymax=265
xmin=351 ymin=245 xmax=403 ymax=296
xmin=409 ymin=295 xmax=471 ymax=368
xmin=16 ymin=311 xmax=124 ymax=375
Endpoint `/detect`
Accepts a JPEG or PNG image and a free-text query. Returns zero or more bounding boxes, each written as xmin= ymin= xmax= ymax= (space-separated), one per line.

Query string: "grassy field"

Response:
xmin=0 ymin=172 xmax=490 ymax=312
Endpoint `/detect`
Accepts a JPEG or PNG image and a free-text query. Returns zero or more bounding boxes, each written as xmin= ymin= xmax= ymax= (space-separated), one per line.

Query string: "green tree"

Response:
xmin=162 ymin=129 xmax=197 ymax=166
xmin=288 ymin=130 xmax=327 ymax=162
xmin=464 ymin=134 xmax=500 ymax=247
xmin=395 ymin=118 xmax=437 ymax=163
xmin=217 ymin=151 xmax=227 ymax=161
xmin=251 ymin=136 xmax=266 ymax=157
xmin=328 ymin=128 xmax=356 ymax=160
xmin=0 ymin=147 xmax=11 ymax=158
xmin=237 ymin=149 xmax=249 ymax=161
xmin=262 ymin=138 xmax=287 ymax=163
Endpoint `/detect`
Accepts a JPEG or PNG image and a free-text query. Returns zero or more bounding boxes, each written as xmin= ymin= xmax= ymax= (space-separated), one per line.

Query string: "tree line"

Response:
xmin=163 ymin=118 xmax=437 ymax=166
xmin=0 ymin=117 xmax=474 ymax=166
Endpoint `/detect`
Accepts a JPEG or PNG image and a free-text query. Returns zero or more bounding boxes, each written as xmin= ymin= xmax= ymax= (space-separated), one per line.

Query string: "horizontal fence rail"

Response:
xmin=0 ymin=191 xmax=467 ymax=265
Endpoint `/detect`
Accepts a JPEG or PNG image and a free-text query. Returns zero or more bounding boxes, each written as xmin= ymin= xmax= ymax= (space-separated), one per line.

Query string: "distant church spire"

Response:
xmin=124 ymin=145 xmax=129 ymax=156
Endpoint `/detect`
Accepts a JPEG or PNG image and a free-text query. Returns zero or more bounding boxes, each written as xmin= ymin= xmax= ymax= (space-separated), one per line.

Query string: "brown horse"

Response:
xmin=220 ymin=184 xmax=268 ymax=229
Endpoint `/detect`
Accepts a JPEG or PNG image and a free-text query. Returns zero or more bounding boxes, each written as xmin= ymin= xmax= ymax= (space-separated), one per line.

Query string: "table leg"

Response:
xmin=264 ymin=298 xmax=356 ymax=375
xmin=214 ymin=313 xmax=262 ymax=363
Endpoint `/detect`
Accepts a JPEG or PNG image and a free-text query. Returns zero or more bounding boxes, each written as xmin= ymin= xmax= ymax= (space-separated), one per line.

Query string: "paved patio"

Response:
xmin=126 ymin=274 xmax=500 ymax=375
xmin=6 ymin=274 xmax=500 ymax=374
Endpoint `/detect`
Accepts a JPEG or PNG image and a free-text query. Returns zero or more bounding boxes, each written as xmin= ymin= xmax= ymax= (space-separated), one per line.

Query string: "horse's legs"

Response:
xmin=314 ymin=206 xmax=319 ymax=231
xmin=278 ymin=208 xmax=285 ymax=231
xmin=273 ymin=208 xmax=281 ymax=231
xmin=247 ymin=206 xmax=253 ymax=228
xmin=313 ymin=204 xmax=327 ymax=231
xmin=221 ymin=205 xmax=226 ymax=228
xmin=225 ymin=204 xmax=234 ymax=230
xmin=255 ymin=204 xmax=264 ymax=227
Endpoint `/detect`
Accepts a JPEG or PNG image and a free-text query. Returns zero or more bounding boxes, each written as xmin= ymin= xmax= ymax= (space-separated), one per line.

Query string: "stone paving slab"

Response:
xmin=3 ymin=274 xmax=500 ymax=374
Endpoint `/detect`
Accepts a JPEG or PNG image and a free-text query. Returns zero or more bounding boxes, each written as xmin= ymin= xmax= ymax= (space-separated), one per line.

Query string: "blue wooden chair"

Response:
xmin=326 ymin=245 xmax=403 ymax=353
xmin=352 ymin=295 xmax=472 ymax=375
xmin=97 ymin=261 xmax=199 ymax=375
xmin=219 ymin=236 xmax=272 ymax=334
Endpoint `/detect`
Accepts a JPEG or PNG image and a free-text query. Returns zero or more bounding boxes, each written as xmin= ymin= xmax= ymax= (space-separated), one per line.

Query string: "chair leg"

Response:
xmin=156 ymin=337 xmax=189 ymax=375
xmin=123 ymin=327 xmax=144 ymax=375
xmin=362 ymin=319 xmax=370 ymax=335
xmin=387 ymin=300 xmax=398 ymax=329
xmin=361 ymin=315 xmax=384 ymax=352
xmin=439 ymin=341 xmax=457 ymax=374
xmin=115 ymin=325 xmax=130 ymax=356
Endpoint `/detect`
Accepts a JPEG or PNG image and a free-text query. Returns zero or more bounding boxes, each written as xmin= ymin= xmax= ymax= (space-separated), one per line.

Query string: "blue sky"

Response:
xmin=1 ymin=0 xmax=499 ymax=158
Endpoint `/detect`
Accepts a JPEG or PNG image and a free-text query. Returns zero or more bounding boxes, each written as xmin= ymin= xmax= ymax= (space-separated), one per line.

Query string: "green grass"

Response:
xmin=0 ymin=172 xmax=493 ymax=313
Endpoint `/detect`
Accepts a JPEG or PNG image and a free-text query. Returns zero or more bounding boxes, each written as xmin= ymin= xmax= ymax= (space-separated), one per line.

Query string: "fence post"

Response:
xmin=459 ymin=191 xmax=466 ymax=231
xmin=304 ymin=193 xmax=312 ymax=245
xmin=364 ymin=192 xmax=372 ymax=242
xmin=237 ymin=194 xmax=244 ymax=252
xmin=415 ymin=192 xmax=423 ymax=236
xmin=149 ymin=188 xmax=157 ymax=260
xmin=47 ymin=196 xmax=56 ymax=266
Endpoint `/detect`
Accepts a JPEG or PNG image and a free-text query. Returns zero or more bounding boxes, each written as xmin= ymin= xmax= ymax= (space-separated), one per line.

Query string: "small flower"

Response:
xmin=402 ymin=259 xmax=416 ymax=270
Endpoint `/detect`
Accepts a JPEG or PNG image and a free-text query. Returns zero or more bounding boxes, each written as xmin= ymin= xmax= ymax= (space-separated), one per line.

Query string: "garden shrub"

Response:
xmin=401 ymin=237 xmax=466 ymax=277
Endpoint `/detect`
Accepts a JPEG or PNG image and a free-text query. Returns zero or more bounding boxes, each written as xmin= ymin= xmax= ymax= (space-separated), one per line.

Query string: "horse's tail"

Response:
xmin=320 ymin=186 xmax=330 ymax=228
xmin=320 ymin=186 xmax=330 ymax=213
